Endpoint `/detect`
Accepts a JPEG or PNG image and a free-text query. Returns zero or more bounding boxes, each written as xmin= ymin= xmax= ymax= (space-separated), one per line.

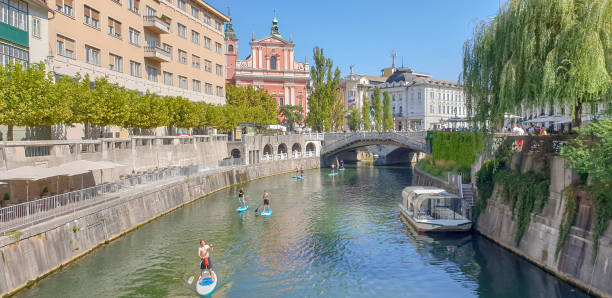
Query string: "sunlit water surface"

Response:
xmin=17 ymin=165 xmax=591 ymax=298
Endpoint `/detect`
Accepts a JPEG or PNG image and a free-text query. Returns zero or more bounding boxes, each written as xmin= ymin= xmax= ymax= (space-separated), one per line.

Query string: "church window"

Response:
xmin=227 ymin=44 xmax=233 ymax=52
xmin=270 ymin=56 xmax=277 ymax=70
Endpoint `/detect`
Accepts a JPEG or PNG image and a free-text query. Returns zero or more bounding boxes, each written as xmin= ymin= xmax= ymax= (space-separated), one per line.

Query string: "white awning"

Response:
xmin=0 ymin=161 xmax=125 ymax=181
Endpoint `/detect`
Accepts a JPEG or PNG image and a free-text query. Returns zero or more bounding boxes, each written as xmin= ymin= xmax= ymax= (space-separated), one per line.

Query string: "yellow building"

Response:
xmin=49 ymin=0 xmax=229 ymax=105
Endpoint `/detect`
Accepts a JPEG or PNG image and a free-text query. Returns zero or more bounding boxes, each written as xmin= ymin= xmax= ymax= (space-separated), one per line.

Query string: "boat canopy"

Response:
xmin=401 ymin=186 xmax=461 ymax=217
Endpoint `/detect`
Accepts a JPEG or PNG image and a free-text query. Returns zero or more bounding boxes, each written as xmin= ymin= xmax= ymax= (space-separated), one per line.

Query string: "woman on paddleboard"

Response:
xmin=238 ymin=188 xmax=246 ymax=207
xmin=300 ymin=165 xmax=304 ymax=177
xmin=198 ymin=240 xmax=214 ymax=282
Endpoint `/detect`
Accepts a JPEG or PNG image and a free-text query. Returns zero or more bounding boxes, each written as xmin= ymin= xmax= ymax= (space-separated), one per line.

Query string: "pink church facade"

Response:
xmin=225 ymin=17 xmax=310 ymax=117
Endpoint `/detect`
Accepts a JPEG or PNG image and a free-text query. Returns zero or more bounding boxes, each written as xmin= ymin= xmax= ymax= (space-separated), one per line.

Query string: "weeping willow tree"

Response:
xmin=462 ymin=0 xmax=611 ymax=129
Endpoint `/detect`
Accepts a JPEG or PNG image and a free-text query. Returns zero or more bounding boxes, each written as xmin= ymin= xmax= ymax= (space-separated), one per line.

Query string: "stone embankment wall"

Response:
xmin=476 ymin=155 xmax=612 ymax=297
xmin=0 ymin=157 xmax=319 ymax=297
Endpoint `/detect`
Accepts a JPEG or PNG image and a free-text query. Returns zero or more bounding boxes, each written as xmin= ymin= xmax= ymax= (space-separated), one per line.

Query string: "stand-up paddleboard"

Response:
xmin=236 ymin=205 xmax=248 ymax=212
xmin=339 ymin=168 xmax=345 ymax=171
xmin=292 ymin=176 xmax=304 ymax=179
xmin=261 ymin=209 xmax=272 ymax=217
xmin=196 ymin=271 xmax=217 ymax=296
xmin=328 ymin=172 xmax=338 ymax=176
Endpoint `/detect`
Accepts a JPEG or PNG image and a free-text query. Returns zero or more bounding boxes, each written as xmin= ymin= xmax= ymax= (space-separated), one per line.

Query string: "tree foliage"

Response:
xmin=371 ymin=87 xmax=382 ymax=131
xmin=306 ymin=47 xmax=343 ymax=132
xmin=279 ymin=105 xmax=304 ymax=131
xmin=382 ymin=91 xmax=393 ymax=131
xmin=348 ymin=107 xmax=361 ymax=131
xmin=361 ymin=94 xmax=371 ymax=131
xmin=0 ymin=63 xmax=280 ymax=138
xmin=462 ymin=0 xmax=612 ymax=128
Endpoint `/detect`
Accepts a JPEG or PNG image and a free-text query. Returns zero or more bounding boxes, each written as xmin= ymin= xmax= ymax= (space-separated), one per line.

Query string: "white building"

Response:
xmin=381 ymin=68 xmax=467 ymax=131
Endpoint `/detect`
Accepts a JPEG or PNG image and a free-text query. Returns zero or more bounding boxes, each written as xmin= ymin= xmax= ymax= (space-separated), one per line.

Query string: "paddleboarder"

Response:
xmin=340 ymin=160 xmax=344 ymax=169
xmin=198 ymin=240 xmax=214 ymax=282
xmin=238 ymin=187 xmax=246 ymax=207
xmin=331 ymin=163 xmax=336 ymax=174
xmin=300 ymin=165 xmax=304 ymax=178
xmin=262 ymin=192 xmax=271 ymax=212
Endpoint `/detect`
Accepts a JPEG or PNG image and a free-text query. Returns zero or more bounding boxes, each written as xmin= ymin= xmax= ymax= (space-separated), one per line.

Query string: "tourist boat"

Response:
xmin=398 ymin=186 xmax=472 ymax=232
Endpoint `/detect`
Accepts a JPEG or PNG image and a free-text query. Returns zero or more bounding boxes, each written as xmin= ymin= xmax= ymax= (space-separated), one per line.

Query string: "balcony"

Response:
xmin=144 ymin=46 xmax=171 ymax=62
xmin=143 ymin=16 xmax=170 ymax=34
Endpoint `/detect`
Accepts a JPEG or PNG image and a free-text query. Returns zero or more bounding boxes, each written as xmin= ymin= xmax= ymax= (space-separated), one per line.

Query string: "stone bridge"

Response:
xmin=320 ymin=132 xmax=428 ymax=163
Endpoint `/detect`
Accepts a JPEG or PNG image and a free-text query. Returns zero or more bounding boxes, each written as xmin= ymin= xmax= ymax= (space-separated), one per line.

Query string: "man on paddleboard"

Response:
xmin=238 ymin=188 xmax=246 ymax=207
xmin=263 ymin=192 xmax=271 ymax=212
xmin=300 ymin=165 xmax=304 ymax=177
xmin=198 ymin=240 xmax=214 ymax=282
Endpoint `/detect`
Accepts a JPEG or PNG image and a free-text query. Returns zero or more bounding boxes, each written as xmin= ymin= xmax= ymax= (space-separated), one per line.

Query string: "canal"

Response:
xmin=17 ymin=165 xmax=590 ymax=297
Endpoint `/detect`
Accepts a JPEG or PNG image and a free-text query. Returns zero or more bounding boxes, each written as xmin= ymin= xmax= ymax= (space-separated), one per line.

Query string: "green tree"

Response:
xmin=279 ymin=105 xmax=304 ymax=131
xmin=226 ymin=84 xmax=277 ymax=124
xmin=371 ymin=87 xmax=382 ymax=131
xmin=348 ymin=107 xmax=362 ymax=131
xmin=361 ymin=94 xmax=371 ymax=131
xmin=128 ymin=92 xmax=170 ymax=130
xmin=0 ymin=63 xmax=69 ymax=140
xmin=383 ymin=91 xmax=393 ymax=131
xmin=90 ymin=78 xmax=131 ymax=128
xmin=71 ymin=74 xmax=103 ymax=139
xmin=307 ymin=46 xmax=342 ymax=132
xmin=462 ymin=0 xmax=611 ymax=128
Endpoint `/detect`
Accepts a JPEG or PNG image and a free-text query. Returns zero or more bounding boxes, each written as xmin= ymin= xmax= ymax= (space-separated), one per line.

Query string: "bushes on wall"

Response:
xmin=429 ymin=131 xmax=485 ymax=168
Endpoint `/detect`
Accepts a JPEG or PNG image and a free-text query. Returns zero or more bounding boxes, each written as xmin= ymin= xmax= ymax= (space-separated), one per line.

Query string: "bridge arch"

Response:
xmin=263 ymin=144 xmax=273 ymax=155
xmin=277 ymin=143 xmax=287 ymax=154
xmin=291 ymin=143 xmax=302 ymax=153
xmin=230 ymin=148 xmax=241 ymax=158
xmin=306 ymin=142 xmax=316 ymax=153
xmin=320 ymin=132 xmax=427 ymax=163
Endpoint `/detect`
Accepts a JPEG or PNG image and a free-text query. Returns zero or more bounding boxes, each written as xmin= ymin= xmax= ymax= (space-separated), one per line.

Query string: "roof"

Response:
xmin=192 ymin=1 xmax=230 ymax=22
xmin=384 ymin=68 xmax=461 ymax=88
xmin=0 ymin=161 xmax=125 ymax=181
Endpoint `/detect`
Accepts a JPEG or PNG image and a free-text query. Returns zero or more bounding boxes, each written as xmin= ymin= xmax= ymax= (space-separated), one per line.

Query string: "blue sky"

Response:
xmin=206 ymin=0 xmax=501 ymax=81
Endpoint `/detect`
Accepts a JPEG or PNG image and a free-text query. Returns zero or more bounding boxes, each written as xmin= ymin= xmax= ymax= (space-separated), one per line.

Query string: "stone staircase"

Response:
xmin=461 ymin=184 xmax=474 ymax=206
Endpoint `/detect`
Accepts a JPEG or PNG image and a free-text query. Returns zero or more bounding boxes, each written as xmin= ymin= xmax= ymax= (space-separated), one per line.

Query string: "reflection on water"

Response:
xmin=17 ymin=165 xmax=590 ymax=298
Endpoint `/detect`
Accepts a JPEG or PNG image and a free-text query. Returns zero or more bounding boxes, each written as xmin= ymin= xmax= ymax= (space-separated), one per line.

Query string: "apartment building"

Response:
xmin=49 ymin=0 xmax=229 ymax=105
xmin=1 ymin=0 xmax=50 ymax=66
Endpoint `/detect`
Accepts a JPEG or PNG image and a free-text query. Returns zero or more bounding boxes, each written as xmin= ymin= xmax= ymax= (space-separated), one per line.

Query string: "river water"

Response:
xmin=17 ymin=165 xmax=591 ymax=298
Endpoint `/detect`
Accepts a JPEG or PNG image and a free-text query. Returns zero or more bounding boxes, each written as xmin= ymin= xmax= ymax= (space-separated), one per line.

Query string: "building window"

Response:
xmin=146 ymin=65 xmax=158 ymax=82
xmin=55 ymin=0 xmax=73 ymax=17
xmin=190 ymin=5 xmax=199 ymax=18
xmin=191 ymin=30 xmax=200 ymax=44
xmin=192 ymin=79 xmax=201 ymax=92
xmin=178 ymin=49 xmax=187 ymax=64
xmin=215 ymin=20 xmax=222 ymax=31
xmin=145 ymin=5 xmax=155 ymax=16
xmin=203 ymin=37 xmax=211 ymax=49
xmin=2 ymin=0 xmax=28 ymax=31
xmin=129 ymin=61 xmax=141 ymax=77
xmin=31 ymin=17 xmax=41 ymax=38
xmin=270 ymin=56 xmax=277 ymax=70
xmin=215 ymin=42 xmax=222 ymax=54
xmin=109 ymin=53 xmax=122 ymax=72
xmin=83 ymin=5 xmax=100 ymax=29
xmin=163 ymin=71 xmax=173 ymax=86
xmin=0 ymin=42 xmax=28 ymax=67
xmin=85 ymin=45 xmax=101 ymax=66
xmin=177 ymin=0 xmax=186 ymax=10
xmin=205 ymin=83 xmax=212 ymax=95
xmin=400 ymin=106 xmax=403 ymax=114
xmin=177 ymin=23 xmax=186 ymax=38
xmin=204 ymin=59 xmax=211 ymax=72
xmin=163 ymin=43 xmax=172 ymax=59
xmin=129 ymin=27 xmax=141 ymax=46
xmin=108 ymin=18 xmax=122 ymax=38
xmin=128 ymin=0 xmax=140 ymax=13
xmin=279 ymin=97 xmax=284 ymax=106
xmin=203 ymin=13 xmax=210 ymax=25
xmin=227 ymin=44 xmax=234 ymax=53
xmin=56 ymin=34 xmax=75 ymax=59
xmin=215 ymin=64 xmax=222 ymax=76
xmin=192 ymin=54 xmax=200 ymax=69
xmin=179 ymin=76 xmax=187 ymax=89
xmin=216 ymin=86 xmax=223 ymax=97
